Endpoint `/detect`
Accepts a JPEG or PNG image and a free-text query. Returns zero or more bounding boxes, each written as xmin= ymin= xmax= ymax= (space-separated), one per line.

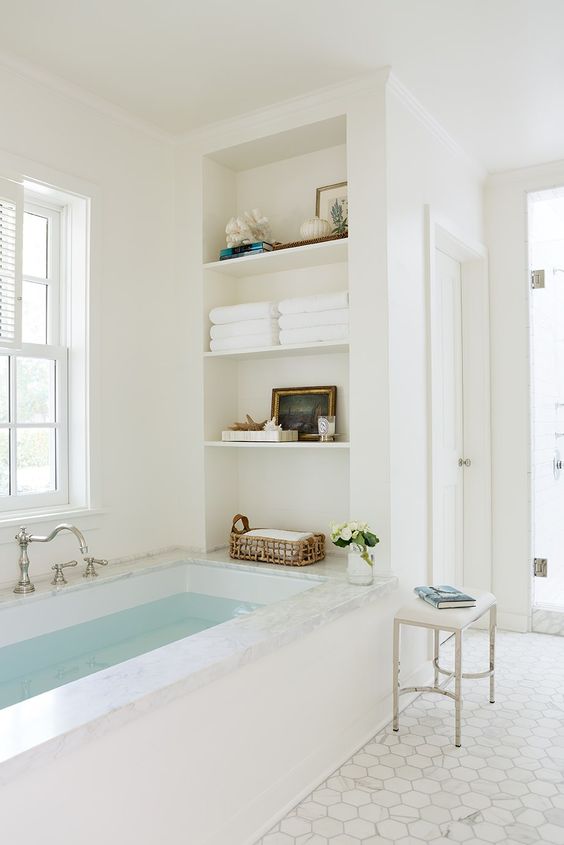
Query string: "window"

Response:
xmin=0 ymin=193 xmax=68 ymax=510
xmin=0 ymin=171 xmax=89 ymax=520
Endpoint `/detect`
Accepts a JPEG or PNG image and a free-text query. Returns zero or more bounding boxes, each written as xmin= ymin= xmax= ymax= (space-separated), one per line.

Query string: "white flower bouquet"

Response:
xmin=330 ymin=521 xmax=380 ymax=565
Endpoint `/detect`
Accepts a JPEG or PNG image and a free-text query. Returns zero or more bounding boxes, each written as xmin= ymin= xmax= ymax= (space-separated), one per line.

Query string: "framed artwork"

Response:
xmin=271 ymin=386 xmax=337 ymax=441
xmin=315 ymin=181 xmax=348 ymax=235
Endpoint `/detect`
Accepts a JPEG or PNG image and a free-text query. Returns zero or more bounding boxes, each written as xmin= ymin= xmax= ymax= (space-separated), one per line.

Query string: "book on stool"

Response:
xmin=414 ymin=585 xmax=476 ymax=609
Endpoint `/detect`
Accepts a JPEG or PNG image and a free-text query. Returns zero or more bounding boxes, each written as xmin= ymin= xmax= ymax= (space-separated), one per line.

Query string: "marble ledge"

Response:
xmin=0 ymin=548 xmax=397 ymax=785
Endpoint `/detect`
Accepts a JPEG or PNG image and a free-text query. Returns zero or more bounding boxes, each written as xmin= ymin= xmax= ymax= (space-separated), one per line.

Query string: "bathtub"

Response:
xmin=0 ymin=560 xmax=316 ymax=710
xmin=0 ymin=552 xmax=399 ymax=845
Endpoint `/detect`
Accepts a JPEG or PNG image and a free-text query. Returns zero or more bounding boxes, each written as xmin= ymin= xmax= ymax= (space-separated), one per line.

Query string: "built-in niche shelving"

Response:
xmin=200 ymin=116 xmax=351 ymax=550
xmin=203 ymin=339 xmax=349 ymax=361
xmin=202 ymin=237 xmax=347 ymax=277
xmin=204 ymin=441 xmax=350 ymax=449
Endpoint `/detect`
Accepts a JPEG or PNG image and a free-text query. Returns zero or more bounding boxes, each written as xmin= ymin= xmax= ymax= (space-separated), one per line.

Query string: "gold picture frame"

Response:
xmin=272 ymin=386 xmax=337 ymax=441
xmin=315 ymin=181 xmax=348 ymax=235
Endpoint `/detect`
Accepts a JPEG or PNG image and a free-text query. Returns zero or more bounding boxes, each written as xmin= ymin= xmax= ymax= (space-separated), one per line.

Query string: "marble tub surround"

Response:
xmin=0 ymin=548 xmax=397 ymax=785
xmin=0 ymin=546 xmax=187 ymax=609
xmin=0 ymin=546 xmax=349 ymax=608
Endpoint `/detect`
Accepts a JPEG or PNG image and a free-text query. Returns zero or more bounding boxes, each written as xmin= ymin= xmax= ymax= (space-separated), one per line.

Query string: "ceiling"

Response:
xmin=0 ymin=0 xmax=563 ymax=172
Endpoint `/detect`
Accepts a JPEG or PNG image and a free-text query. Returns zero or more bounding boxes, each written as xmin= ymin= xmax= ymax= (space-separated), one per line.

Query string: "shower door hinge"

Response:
xmin=534 ymin=557 xmax=548 ymax=577
xmin=531 ymin=269 xmax=545 ymax=289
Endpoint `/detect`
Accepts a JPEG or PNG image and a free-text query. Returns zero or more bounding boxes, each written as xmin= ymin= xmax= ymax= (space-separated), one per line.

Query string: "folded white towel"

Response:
xmin=210 ymin=301 xmax=279 ymax=325
xmin=279 ymin=324 xmax=348 ymax=345
xmin=210 ymin=319 xmax=279 ymax=340
xmin=245 ymin=529 xmax=313 ymax=541
xmin=279 ymin=308 xmax=349 ymax=331
xmin=210 ymin=332 xmax=279 ymax=352
xmin=278 ymin=291 xmax=349 ymax=316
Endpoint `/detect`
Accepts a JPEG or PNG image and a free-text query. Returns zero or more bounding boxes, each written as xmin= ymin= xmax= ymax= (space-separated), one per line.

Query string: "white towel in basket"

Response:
xmin=245 ymin=529 xmax=313 ymax=541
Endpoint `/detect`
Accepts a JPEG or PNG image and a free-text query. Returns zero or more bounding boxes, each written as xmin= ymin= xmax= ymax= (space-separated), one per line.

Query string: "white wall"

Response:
xmin=0 ymin=63 xmax=178 ymax=582
xmin=487 ymin=161 xmax=564 ymax=630
xmin=385 ymin=83 xmax=486 ymax=639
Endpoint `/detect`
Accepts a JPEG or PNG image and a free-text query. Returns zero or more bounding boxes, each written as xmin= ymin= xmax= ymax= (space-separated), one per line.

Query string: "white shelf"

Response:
xmin=204 ymin=340 xmax=349 ymax=361
xmin=204 ymin=441 xmax=350 ymax=450
xmin=203 ymin=238 xmax=347 ymax=278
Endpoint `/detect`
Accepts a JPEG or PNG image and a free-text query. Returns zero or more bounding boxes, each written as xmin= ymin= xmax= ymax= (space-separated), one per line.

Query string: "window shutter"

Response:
xmin=0 ymin=176 xmax=22 ymax=348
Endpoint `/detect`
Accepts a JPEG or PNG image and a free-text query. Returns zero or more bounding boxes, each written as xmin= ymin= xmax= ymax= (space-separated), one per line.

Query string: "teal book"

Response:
xmin=414 ymin=585 xmax=476 ymax=609
xmin=220 ymin=242 xmax=273 ymax=258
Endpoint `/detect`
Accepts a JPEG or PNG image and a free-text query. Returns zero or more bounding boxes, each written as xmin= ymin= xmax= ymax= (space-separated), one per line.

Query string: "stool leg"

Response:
xmin=489 ymin=604 xmax=496 ymax=704
xmin=433 ymin=628 xmax=440 ymax=687
xmin=392 ymin=618 xmax=400 ymax=731
xmin=454 ymin=629 xmax=462 ymax=747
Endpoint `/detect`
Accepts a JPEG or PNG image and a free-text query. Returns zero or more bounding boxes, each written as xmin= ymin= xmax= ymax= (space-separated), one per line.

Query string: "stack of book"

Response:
xmin=414 ymin=585 xmax=476 ymax=609
xmin=220 ymin=242 xmax=273 ymax=261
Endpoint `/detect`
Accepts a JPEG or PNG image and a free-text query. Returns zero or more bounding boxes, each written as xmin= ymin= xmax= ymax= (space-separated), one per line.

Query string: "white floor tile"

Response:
xmin=254 ymin=630 xmax=564 ymax=844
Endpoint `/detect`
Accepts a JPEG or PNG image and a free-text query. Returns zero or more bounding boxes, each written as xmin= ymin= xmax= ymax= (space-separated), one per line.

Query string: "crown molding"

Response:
xmin=0 ymin=49 xmax=175 ymax=146
xmin=176 ymin=69 xmax=392 ymax=149
xmin=387 ymin=73 xmax=487 ymax=181
xmin=0 ymin=49 xmax=491 ymax=181
xmin=487 ymin=157 xmax=564 ymax=187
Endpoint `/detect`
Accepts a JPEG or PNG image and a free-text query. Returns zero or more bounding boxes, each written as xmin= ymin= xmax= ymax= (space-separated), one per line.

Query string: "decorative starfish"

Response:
xmin=228 ymin=414 xmax=268 ymax=432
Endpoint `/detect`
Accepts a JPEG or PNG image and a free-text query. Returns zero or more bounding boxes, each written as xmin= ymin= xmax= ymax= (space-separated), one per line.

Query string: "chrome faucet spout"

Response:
xmin=29 ymin=523 xmax=89 ymax=555
xmin=13 ymin=522 xmax=89 ymax=594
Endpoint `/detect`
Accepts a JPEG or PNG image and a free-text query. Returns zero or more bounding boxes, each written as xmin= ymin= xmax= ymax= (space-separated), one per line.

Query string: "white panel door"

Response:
xmin=433 ymin=249 xmax=464 ymax=587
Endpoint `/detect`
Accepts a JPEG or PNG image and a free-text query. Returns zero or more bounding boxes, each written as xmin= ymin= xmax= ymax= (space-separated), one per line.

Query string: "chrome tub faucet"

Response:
xmin=14 ymin=523 xmax=89 ymax=594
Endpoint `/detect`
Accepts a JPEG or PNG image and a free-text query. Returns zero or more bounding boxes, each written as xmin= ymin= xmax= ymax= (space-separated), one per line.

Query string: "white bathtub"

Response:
xmin=0 ymin=560 xmax=316 ymax=648
xmin=0 ymin=560 xmax=317 ymax=710
xmin=0 ymin=553 xmax=398 ymax=845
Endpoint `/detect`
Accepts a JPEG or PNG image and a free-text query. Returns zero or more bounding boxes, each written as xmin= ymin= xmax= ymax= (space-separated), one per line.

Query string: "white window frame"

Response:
xmin=0 ymin=345 xmax=68 ymax=511
xmin=0 ymin=153 xmax=95 ymax=542
xmin=22 ymin=199 xmax=61 ymax=346
xmin=0 ymin=193 xmax=70 ymax=512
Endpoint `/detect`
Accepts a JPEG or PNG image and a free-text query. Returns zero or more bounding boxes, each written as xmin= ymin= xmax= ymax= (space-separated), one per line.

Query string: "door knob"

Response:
xmin=458 ymin=458 xmax=471 ymax=467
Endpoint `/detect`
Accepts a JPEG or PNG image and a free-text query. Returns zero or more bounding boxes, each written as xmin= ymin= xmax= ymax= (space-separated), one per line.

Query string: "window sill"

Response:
xmin=0 ymin=506 xmax=105 ymax=545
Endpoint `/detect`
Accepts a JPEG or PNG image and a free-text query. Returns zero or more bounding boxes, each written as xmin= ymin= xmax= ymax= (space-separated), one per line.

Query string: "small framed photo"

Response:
xmin=272 ymin=386 xmax=337 ymax=441
xmin=315 ymin=181 xmax=348 ymax=235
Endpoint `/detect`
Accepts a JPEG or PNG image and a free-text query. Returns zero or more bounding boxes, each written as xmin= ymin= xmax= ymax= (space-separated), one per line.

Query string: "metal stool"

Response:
xmin=393 ymin=589 xmax=496 ymax=747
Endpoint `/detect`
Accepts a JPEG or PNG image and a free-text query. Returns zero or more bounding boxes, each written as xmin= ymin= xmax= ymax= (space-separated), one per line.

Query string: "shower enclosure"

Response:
xmin=529 ymin=187 xmax=564 ymax=632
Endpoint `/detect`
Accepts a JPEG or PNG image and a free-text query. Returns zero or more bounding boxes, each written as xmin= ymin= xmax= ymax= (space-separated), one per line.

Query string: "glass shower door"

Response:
xmin=530 ymin=188 xmax=564 ymax=630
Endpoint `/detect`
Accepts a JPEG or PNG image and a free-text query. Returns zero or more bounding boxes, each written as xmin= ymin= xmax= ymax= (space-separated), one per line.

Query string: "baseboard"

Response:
xmin=497 ymin=610 xmax=530 ymax=632
xmin=203 ymin=660 xmax=433 ymax=845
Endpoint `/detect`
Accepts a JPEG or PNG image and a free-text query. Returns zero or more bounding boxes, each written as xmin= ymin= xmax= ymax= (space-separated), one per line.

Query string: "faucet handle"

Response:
xmin=51 ymin=560 xmax=78 ymax=586
xmin=83 ymin=557 xmax=108 ymax=578
xmin=15 ymin=526 xmax=32 ymax=544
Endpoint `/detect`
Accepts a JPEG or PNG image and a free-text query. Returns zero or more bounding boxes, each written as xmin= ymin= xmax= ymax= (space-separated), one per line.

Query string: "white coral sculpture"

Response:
xmin=225 ymin=208 xmax=273 ymax=248
xmin=263 ymin=417 xmax=282 ymax=432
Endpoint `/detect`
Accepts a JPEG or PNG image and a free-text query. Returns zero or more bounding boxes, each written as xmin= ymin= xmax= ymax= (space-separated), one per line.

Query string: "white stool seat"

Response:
xmin=396 ymin=588 xmax=496 ymax=631
xmin=392 ymin=587 xmax=497 ymax=747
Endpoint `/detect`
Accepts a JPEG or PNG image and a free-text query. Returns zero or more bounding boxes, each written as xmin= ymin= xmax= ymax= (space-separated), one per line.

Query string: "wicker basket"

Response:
xmin=229 ymin=514 xmax=325 ymax=566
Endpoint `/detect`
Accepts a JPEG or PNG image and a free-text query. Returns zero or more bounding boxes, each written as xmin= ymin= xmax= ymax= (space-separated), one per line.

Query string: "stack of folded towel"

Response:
xmin=278 ymin=291 xmax=349 ymax=345
xmin=209 ymin=301 xmax=280 ymax=352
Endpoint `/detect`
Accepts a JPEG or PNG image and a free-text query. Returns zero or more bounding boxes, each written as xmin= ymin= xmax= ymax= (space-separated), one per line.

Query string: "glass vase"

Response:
xmin=347 ymin=544 xmax=374 ymax=586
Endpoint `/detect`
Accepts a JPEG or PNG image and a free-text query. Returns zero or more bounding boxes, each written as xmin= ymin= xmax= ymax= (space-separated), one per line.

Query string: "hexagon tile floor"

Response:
xmin=255 ymin=629 xmax=564 ymax=845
